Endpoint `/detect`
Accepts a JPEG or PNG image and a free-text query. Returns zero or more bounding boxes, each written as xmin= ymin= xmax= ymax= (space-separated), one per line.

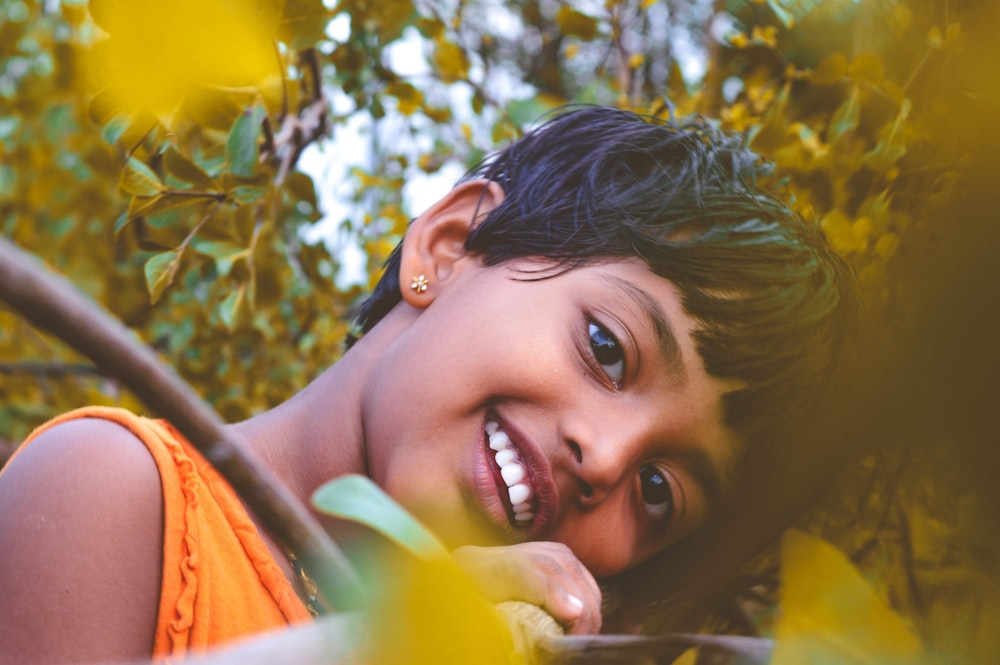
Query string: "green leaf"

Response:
xmin=863 ymin=99 xmax=911 ymax=173
xmin=226 ymin=104 xmax=265 ymax=177
xmin=230 ymin=184 xmax=269 ymax=204
xmin=312 ymin=474 xmax=449 ymax=560
xmin=219 ymin=285 xmax=245 ymax=331
xmin=508 ymin=96 xmax=560 ymax=128
xmin=767 ymin=0 xmax=796 ymax=28
xmin=120 ymin=157 xmax=164 ymax=197
xmin=100 ymin=114 xmax=132 ymax=145
xmin=113 ymin=211 xmax=131 ymax=235
xmin=827 ymin=85 xmax=861 ymax=143
xmin=192 ymin=238 xmax=248 ymax=276
xmin=144 ymin=249 xmax=182 ymax=304
xmin=164 ymin=147 xmax=215 ymax=189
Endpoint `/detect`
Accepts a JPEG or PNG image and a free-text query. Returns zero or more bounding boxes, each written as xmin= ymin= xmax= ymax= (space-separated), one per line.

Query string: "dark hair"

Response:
xmin=352 ymin=105 xmax=858 ymax=442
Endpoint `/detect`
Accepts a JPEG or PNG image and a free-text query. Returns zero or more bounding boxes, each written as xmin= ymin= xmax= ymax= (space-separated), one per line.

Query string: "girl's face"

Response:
xmin=361 ymin=257 xmax=740 ymax=578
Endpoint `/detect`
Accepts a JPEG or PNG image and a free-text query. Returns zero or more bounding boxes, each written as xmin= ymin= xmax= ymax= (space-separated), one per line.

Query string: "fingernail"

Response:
xmin=567 ymin=594 xmax=584 ymax=612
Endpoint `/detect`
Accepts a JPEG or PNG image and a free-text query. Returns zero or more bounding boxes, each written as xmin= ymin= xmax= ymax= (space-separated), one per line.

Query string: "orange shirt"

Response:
xmin=19 ymin=407 xmax=312 ymax=657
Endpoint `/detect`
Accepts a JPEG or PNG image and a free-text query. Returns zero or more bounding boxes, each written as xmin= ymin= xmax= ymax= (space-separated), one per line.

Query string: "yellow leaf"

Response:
xmin=120 ymin=157 xmax=164 ymax=197
xmin=144 ymin=249 xmax=182 ymax=304
xmin=771 ymin=530 xmax=923 ymax=665
xmin=848 ymin=53 xmax=885 ymax=85
xmin=811 ymin=53 xmax=847 ymax=85
xmin=556 ymin=6 xmax=599 ymax=40
xmin=372 ymin=558 xmax=515 ymax=665
xmin=751 ymin=25 xmax=778 ymax=47
xmin=564 ymin=43 xmax=580 ymax=59
xmin=928 ymin=25 xmax=944 ymax=48
xmin=672 ymin=647 xmax=700 ymax=665
xmin=729 ymin=32 xmax=750 ymax=49
xmin=385 ymin=81 xmax=424 ymax=116
xmin=432 ymin=37 xmax=470 ymax=83
xmin=628 ymin=53 xmax=645 ymax=69
xmin=88 ymin=0 xmax=279 ymax=116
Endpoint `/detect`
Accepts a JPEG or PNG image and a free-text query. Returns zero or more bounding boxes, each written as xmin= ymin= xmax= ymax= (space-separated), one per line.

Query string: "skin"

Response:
xmin=0 ymin=180 xmax=740 ymax=663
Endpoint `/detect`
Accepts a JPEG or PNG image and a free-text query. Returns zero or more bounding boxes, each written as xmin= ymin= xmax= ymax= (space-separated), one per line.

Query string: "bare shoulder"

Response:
xmin=0 ymin=417 xmax=164 ymax=664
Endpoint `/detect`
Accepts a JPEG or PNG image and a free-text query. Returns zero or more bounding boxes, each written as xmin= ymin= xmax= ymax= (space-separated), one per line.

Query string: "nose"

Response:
xmin=561 ymin=411 xmax=645 ymax=506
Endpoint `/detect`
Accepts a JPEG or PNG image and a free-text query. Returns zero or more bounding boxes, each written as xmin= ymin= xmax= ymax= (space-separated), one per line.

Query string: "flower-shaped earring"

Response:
xmin=410 ymin=274 xmax=429 ymax=293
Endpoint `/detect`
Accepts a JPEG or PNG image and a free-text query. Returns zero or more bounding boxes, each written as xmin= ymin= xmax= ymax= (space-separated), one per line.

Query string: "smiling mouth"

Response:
xmin=485 ymin=420 xmax=538 ymax=525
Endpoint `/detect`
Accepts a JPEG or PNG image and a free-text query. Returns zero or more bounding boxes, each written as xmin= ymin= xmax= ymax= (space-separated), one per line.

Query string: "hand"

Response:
xmin=451 ymin=542 xmax=602 ymax=634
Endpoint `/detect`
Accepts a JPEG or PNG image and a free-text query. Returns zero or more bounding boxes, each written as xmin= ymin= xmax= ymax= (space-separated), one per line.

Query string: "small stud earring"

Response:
xmin=410 ymin=274 xmax=429 ymax=293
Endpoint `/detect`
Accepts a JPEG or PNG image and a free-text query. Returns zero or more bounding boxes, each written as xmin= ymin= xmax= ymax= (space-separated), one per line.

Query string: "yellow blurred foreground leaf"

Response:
xmin=88 ymin=0 xmax=279 ymax=116
xmin=772 ymin=530 xmax=923 ymax=665
xmin=372 ymin=558 xmax=518 ymax=665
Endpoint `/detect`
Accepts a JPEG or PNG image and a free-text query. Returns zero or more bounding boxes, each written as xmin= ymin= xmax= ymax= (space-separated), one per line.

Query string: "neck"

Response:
xmin=225 ymin=303 xmax=418 ymax=509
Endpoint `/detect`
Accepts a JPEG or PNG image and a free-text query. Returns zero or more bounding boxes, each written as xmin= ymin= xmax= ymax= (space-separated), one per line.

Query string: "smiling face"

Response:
xmin=360 ymin=255 xmax=740 ymax=578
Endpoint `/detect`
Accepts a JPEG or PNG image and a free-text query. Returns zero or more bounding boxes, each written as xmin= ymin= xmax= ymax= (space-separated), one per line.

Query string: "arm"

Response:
xmin=0 ymin=419 xmax=164 ymax=664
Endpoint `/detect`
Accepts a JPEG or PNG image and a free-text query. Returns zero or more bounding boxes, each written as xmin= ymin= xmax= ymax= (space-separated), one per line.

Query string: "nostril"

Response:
xmin=567 ymin=439 xmax=583 ymax=464
xmin=578 ymin=479 xmax=594 ymax=499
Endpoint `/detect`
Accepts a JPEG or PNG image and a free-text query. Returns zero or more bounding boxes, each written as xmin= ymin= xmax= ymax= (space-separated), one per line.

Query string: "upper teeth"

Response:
xmin=486 ymin=420 xmax=535 ymax=523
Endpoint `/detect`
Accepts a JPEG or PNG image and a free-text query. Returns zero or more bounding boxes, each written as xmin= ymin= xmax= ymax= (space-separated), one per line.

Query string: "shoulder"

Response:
xmin=0 ymin=415 xmax=164 ymax=663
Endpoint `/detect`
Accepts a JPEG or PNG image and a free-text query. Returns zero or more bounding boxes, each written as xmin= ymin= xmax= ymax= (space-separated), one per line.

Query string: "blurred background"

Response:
xmin=2 ymin=0 xmax=998 ymax=661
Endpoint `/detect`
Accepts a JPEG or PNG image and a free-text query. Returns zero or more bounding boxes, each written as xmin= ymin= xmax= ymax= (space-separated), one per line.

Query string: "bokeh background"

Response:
xmin=2 ymin=0 xmax=999 ymax=662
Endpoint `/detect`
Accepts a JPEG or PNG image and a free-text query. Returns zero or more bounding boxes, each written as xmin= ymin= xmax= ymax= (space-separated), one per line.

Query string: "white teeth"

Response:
xmin=495 ymin=448 xmax=516 ymax=467
xmin=487 ymin=421 xmax=538 ymax=524
xmin=500 ymin=462 xmax=526 ymax=486
xmin=508 ymin=483 xmax=532 ymax=505
xmin=488 ymin=430 xmax=510 ymax=451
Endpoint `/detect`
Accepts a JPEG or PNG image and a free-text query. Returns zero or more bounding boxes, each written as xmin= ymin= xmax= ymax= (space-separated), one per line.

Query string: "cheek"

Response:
xmin=551 ymin=501 xmax=640 ymax=578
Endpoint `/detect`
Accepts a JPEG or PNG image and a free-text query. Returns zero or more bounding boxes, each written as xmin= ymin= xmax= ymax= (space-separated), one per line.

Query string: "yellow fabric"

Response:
xmin=20 ymin=406 xmax=312 ymax=657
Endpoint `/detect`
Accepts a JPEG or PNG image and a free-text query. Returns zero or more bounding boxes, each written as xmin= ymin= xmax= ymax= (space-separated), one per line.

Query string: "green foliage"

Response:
xmin=312 ymin=474 xmax=448 ymax=560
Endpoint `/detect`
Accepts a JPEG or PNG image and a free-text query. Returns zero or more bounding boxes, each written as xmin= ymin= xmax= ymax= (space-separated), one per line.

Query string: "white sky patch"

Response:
xmin=326 ymin=12 xmax=350 ymax=42
xmin=299 ymin=107 xmax=371 ymax=288
xmin=385 ymin=27 xmax=430 ymax=77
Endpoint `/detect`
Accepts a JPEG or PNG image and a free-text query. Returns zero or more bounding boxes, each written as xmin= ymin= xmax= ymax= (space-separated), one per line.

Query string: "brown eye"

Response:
xmin=588 ymin=321 xmax=624 ymax=388
xmin=639 ymin=464 xmax=673 ymax=522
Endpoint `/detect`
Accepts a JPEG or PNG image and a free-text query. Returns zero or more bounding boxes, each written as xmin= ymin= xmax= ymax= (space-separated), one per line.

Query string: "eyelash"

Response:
xmin=586 ymin=318 xmax=626 ymax=390
xmin=639 ymin=464 xmax=674 ymax=526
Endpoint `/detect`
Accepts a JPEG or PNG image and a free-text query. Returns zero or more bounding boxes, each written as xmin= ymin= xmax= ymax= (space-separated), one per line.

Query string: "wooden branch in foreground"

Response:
xmin=540 ymin=633 xmax=772 ymax=664
xmin=0 ymin=237 xmax=365 ymax=610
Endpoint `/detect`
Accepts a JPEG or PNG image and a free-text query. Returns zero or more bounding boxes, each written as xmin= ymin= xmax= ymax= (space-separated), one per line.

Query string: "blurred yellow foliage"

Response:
xmin=88 ymin=0 xmax=279 ymax=117
xmin=772 ymin=530 xmax=923 ymax=665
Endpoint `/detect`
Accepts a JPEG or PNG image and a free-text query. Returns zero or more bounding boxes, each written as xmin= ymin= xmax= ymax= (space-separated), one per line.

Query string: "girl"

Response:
xmin=0 ymin=106 xmax=856 ymax=664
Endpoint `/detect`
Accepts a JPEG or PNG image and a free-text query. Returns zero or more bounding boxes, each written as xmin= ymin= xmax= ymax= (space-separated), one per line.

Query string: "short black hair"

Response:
xmin=352 ymin=105 xmax=858 ymax=443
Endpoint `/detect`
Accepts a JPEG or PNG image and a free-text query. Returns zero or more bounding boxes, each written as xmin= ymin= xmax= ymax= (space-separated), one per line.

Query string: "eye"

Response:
xmin=639 ymin=464 xmax=673 ymax=522
xmin=588 ymin=320 xmax=625 ymax=389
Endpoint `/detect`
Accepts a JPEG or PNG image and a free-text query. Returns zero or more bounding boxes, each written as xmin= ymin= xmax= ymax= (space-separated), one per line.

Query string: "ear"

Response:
xmin=398 ymin=179 xmax=505 ymax=307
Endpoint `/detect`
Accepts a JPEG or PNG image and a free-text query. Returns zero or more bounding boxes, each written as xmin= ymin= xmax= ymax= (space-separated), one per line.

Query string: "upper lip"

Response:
xmin=490 ymin=409 xmax=559 ymax=539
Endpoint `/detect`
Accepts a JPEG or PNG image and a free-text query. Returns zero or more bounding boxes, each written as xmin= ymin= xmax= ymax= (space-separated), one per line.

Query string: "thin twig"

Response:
xmin=0 ymin=237 xmax=365 ymax=610
xmin=0 ymin=362 xmax=101 ymax=376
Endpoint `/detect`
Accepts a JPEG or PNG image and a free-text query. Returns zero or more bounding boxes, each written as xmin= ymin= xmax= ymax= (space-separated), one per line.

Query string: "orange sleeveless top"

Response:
xmin=21 ymin=407 xmax=312 ymax=657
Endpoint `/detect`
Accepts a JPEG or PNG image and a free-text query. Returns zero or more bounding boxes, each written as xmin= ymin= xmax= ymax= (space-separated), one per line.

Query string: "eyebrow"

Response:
xmin=677 ymin=444 xmax=725 ymax=510
xmin=601 ymin=275 xmax=686 ymax=381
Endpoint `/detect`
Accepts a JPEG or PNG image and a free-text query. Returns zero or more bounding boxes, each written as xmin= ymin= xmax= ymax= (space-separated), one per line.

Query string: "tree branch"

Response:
xmin=0 ymin=237 xmax=365 ymax=610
